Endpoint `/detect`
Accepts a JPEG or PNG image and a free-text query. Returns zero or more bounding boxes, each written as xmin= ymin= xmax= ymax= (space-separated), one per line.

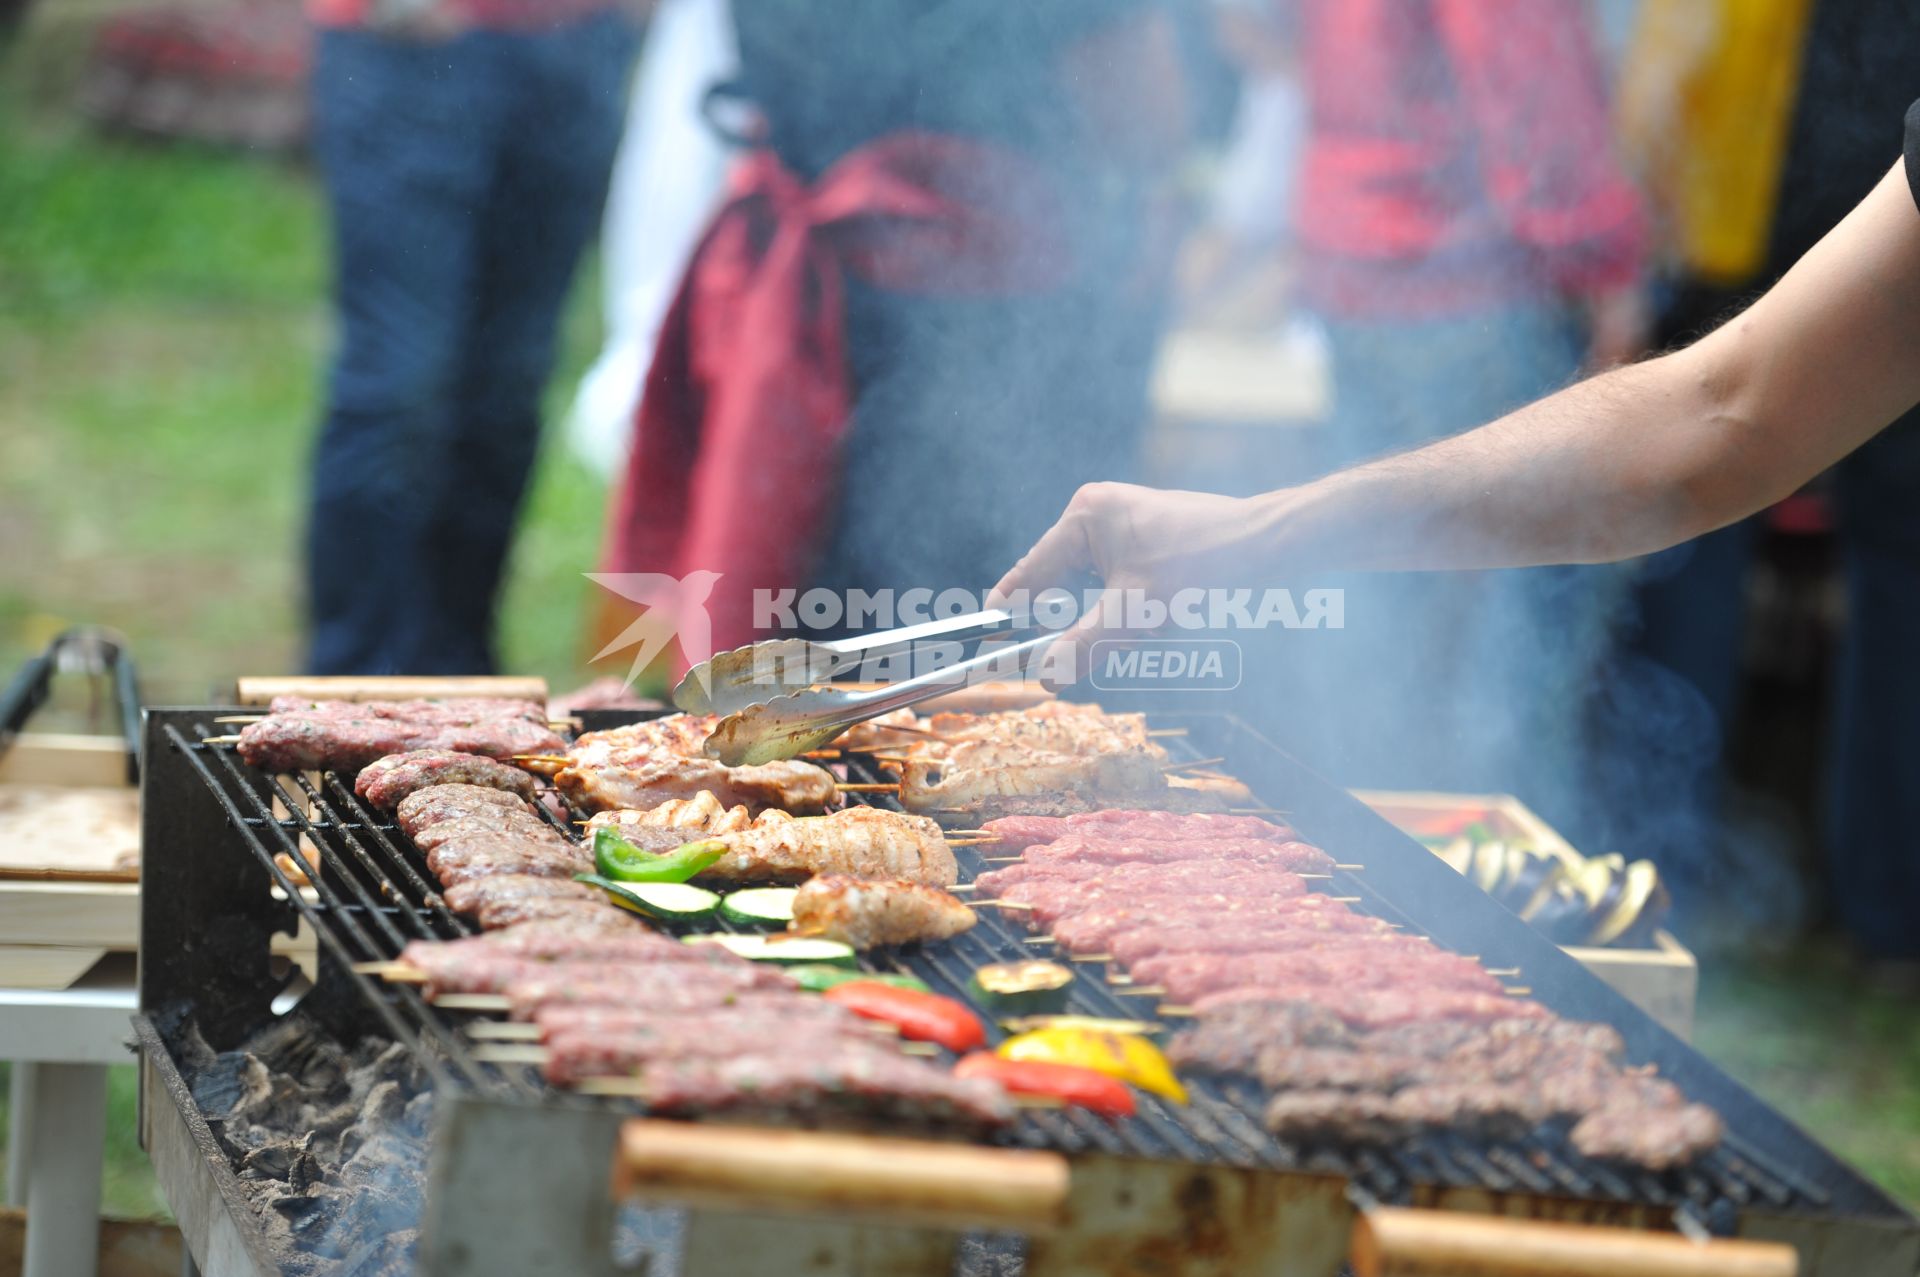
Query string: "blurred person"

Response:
xmin=1268 ymin=0 xmax=1649 ymax=808
xmin=303 ymin=0 xmax=638 ymax=674
xmin=598 ymin=2 xmax=1203 ymax=666
xmin=1609 ymin=0 xmax=1920 ymax=959
xmin=998 ymin=99 xmax=1920 ymax=964
xmin=562 ymin=0 xmax=736 ymax=480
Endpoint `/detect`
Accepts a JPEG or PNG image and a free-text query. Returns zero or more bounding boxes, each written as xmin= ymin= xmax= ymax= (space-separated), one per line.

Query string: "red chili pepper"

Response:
xmin=822 ymin=982 xmax=986 ymax=1052
xmin=954 ymin=1053 xmax=1137 ymax=1119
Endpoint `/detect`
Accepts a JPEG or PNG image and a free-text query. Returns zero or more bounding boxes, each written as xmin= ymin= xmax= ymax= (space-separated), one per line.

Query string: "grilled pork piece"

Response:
xmin=548 ymin=715 xmax=835 ymax=814
xmin=1051 ymin=898 xmax=1358 ymax=953
xmin=789 ymin=875 xmax=976 ymax=949
xmin=1124 ymin=934 xmax=1439 ymax=986
xmin=440 ymin=874 xmax=602 ymax=917
xmin=469 ymin=895 xmax=628 ymax=931
xmin=1003 ymin=878 xmax=1312 ymax=930
xmin=355 ymin=749 xmax=540 ymax=809
xmin=634 ymin=1045 xmax=1014 ymax=1128
xmin=422 ymin=833 xmax=590 ymax=885
xmin=974 ymin=855 xmax=1321 ymax=898
xmin=406 ymin=953 xmax=781 ymax=999
xmin=506 ymin=980 xmax=800 ymax=1021
xmin=237 ymin=699 xmax=564 ymax=772
xmin=589 ymin=801 xmax=959 ymax=886
xmin=980 ymin=810 xmax=1296 ymax=850
xmin=1571 ymin=1103 xmax=1725 ymax=1170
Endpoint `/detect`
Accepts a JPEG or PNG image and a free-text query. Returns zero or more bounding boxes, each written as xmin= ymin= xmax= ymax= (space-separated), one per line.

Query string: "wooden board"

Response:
xmin=0 ymin=785 xmax=139 ymax=876
xmin=0 ymin=1207 xmax=184 ymax=1277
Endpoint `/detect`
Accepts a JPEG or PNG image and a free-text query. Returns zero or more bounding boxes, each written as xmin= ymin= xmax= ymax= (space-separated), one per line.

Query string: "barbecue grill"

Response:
xmin=134 ymin=705 xmax=1920 ymax=1276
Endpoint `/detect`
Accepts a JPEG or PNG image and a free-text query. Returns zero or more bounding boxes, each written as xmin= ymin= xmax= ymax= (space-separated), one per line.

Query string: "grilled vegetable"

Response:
xmin=721 ymin=886 xmax=799 ymax=927
xmin=1588 ymin=858 xmax=1671 ymax=947
xmin=822 ymin=982 xmax=987 ymax=1052
xmin=998 ymin=1027 xmax=1187 ymax=1104
xmin=593 ymin=829 xmax=728 ymax=883
xmin=967 ymin=960 xmax=1073 ymax=1015
xmin=574 ymin=875 xmax=721 ymax=921
xmin=788 ymin=965 xmax=929 ymax=994
xmin=683 ymin=933 xmax=857 ymax=966
xmin=954 ymin=1053 xmax=1136 ymax=1118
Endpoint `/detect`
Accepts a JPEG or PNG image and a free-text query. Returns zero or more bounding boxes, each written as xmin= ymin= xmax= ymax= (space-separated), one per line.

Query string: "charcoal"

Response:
xmin=239 ymin=1138 xmax=301 ymax=1181
xmin=191 ymin=1052 xmax=271 ymax=1118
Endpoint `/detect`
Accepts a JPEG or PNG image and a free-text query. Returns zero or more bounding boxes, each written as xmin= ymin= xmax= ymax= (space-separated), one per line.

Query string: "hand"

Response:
xmin=991 ymin=482 xmax=1281 ymax=680
xmin=1585 ymin=286 xmax=1651 ymax=372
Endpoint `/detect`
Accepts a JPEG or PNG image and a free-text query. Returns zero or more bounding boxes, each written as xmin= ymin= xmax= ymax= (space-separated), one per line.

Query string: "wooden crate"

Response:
xmin=1354 ymin=789 xmax=1698 ymax=1041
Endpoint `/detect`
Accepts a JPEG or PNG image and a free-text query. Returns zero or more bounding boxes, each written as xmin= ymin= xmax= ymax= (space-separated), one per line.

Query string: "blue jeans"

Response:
xmin=1264 ymin=306 xmax=1627 ymax=822
xmin=305 ymin=16 xmax=635 ymax=674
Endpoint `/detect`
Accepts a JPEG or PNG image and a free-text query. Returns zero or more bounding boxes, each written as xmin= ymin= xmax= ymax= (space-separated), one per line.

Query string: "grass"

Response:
xmin=1 ymin=14 xmax=1916 ymax=1228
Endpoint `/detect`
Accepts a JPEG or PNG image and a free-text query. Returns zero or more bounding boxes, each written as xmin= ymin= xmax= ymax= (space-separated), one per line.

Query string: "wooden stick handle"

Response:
xmin=614 ymin=1119 xmax=1069 ymax=1233
xmin=233 ymin=675 xmax=548 ymax=706
xmin=1352 ymin=1207 xmax=1798 ymax=1277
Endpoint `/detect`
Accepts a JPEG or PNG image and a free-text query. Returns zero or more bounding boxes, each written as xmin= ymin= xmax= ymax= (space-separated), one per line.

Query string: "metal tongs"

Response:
xmin=675 ymin=607 xmax=1057 ymax=765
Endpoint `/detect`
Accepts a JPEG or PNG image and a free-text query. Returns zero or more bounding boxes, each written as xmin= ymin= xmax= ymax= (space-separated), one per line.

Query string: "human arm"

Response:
xmin=996 ymin=162 xmax=1920 ymax=640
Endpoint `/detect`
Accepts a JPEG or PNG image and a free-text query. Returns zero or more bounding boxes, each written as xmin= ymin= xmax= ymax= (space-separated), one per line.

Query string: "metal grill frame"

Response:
xmin=134 ymin=706 xmax=1920 ymax=1277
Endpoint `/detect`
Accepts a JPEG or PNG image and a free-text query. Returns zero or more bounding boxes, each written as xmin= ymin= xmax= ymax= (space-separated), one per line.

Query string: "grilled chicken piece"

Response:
xmin=543 ymin=714 xmax=835 ymax=814
xmin=587 ymin=803 xmax=958 ymax=886
xmin=839 ymin=702 xmax=1158 ymax=757
xmin=355 ymin=749 xmax=540 ymax=809
xmin=790 ymin=875 xmax=976 ymax=949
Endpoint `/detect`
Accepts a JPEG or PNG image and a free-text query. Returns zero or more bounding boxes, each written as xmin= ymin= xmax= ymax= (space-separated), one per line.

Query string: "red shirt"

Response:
xmin=1294 ymin=0 xmax=1646 ymax=317
xmin=308 ymin=0 xmax=611 ymax=29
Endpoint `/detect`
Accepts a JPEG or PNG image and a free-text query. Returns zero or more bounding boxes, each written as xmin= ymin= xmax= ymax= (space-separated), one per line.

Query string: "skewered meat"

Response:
xmin=1009 ymin=837 xmax=1334 ymax=873
xmin=1263 ymin=1091 xmax=1406 ymax=1144
xmin=407 ymin=953 xmax=785 ymax=999
xmin=1124 ymin=934 xmax=1440 ymax=985
xmin=409 ymin=809 xmax=566 ymax=852
xmin=422 ymin=832 xmax=590 ymax=885
xmin=395 ymin=784 xmax=533 ymax=835
xmin=1104 ymin=912 xmax=1398 ymax=964
xmin=355 ymin=749 xmax=540 ymax=809
xmin=507 ymin=980 xmax=800 ymax=1021
xmin=841 ymin=702 xmax=1157 ymax=754
xmin=790 ymin=875 xmax=977 ymax=949
xmin=1166 ymin=1003 xmax=1356 ymax=1074
xmin=974 ymin=854 xmax=1325 ymax=898
xmin=981 ymin=810 xmax=1296 ymax=850
xmin=441 ymin=875 xmax=602 ymax=917
xmin=543 ymin=1022 xmax=880 ymax=1087
xmin=479 ymin=912 xmax=653 ymax=943
xmin=1000 ymin=875 xmax=1312 ymax=929
xmin=1051 ymin=898 xmax=1357 ymax=953
xmin=589 ymin=803 xmax=958 ymax=886
xmin=1190 ymin=985 xmax=1552 ymax=1029
xmin=237 ymin=698 xmax=564 ymax=772
xmin=1141 ymin=950 xmax=1504 ymax=1003
xmin=531 ymin=1000 xmax=860 ymax=1040
xmin=633 ymin=1045 xmax=1013 ymax=1128
xmin=467 ymin=896 xmax=628 ymax=931
xmin=897 ymin=751 xmax=1227 ymax=820
xmin=1571 ymin=1103 xmax=1725 ymax=1170
xmin=548 ymin=715 xmax=835 ymax=814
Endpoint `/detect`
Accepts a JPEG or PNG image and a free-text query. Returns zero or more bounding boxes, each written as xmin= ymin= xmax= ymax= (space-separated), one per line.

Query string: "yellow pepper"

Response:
xmin=997 ymin=1027 xmax=1188 ymax=1104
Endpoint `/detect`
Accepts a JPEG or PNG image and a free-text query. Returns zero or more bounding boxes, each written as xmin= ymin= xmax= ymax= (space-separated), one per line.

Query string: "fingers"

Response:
xmin=989 ymin=486 xmax=1104 ymax=609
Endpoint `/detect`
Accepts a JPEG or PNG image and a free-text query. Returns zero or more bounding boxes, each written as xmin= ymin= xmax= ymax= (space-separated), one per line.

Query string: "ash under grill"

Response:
xmin=136 ymin=707 xmax=1920 ymax=1277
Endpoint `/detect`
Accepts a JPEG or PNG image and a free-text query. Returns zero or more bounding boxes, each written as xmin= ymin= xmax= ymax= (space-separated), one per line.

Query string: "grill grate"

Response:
xmin=158 ymin=713 xmax=1823 ymax=1226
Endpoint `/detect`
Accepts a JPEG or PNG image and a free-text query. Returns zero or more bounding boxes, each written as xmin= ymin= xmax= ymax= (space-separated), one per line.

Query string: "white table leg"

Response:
xmin=7 ymin=1061 xmax=39 ymax=1207
xmin=22 ymin=1061 xmax=105 ymax=1277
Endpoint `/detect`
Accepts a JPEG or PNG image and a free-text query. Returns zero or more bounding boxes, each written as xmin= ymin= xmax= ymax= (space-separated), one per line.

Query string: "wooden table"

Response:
xmin=1 ymin=955 xmax=138 ymax=1277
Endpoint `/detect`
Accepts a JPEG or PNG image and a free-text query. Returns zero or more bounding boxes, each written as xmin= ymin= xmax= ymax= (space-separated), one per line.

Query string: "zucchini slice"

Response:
xmin=683 ymin=933 xmax=858 ymax=967
xmin=788 ymin=965 xmax=929 ymax=994
xmin=968 ymin=960 xmax=1074 ymax=1015
xmin=575 ymin=875 xmax=721 ymax=921
xmin=720 ymin=886 xmax=800 ymax=927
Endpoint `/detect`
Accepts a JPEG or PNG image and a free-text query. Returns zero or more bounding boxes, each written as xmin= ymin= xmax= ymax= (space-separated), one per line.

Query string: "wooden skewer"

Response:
xmin=948 ymin=882 xmax=978 ymax=892
xmin=1106 ymin=974 xmax=1134 ymax=986
xmin=801 ymin=749 xmax=842 ymax=760
xmin=1335 ymin=863 xmax=1364 ymax=872
xmin=1229 ymin=807 xmax=1287 ymax=816
xmin=1023 ymin=936 xmax=1056 ymax=946
xmin=514 ymin=754 xmax=572 ymax=766
xmin=834 ymin=782 xmax=900 ymax=793
xmin=468 ymin=1022 xmax=542 ymax=1041
xmin=201 ymin=735 xmax=243 ymax=746
xmin=1297 ymin=873 xmax=1332 ymax=881
xmin=1485 ymin=968 xmax=1521 ymax=977
xmin=433 ymin=993 xmax=512 ymax=1012
xmin=1160 ymin=756 xmax=1227 ymax=773
xmin=352 ymin=961 xmax=426 ymax=983
xmin=1112 ymin=985 xmax=1166 ymax=997
xmin=1327 ymin=897 xmax=1361 ymax=904
xmin=944 ymin=829 xmax=993 ymax=838
xmin=213 ymin=715 xmax=265 ymax=724
xmin=1146 ymin=728 xmax=1188 ymax=738
xmin=945 ymin=837 xmax=999 ymax=848
xmin=1157 ymin=1004 xmax=1196 ymax=1017
xmin=971 ymin=900 xmax=1034 ymax=911
xmin=1068 ymin=953 xmax=1112 ymax=963
xmin=982 ymin=857 xmax=1022 ymax=865
xmin=1505 ymin=986 xmax=1533 ymax=997
xmin=475 ymin=1044 xmax=551 ymax=1065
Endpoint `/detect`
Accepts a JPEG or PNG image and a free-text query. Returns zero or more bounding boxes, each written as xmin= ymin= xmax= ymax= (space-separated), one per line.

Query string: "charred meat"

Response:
xmin=237 ymin=698 xmax=564 ymax=772
xmin=355 ymin=749 xmax=540 ymax=809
